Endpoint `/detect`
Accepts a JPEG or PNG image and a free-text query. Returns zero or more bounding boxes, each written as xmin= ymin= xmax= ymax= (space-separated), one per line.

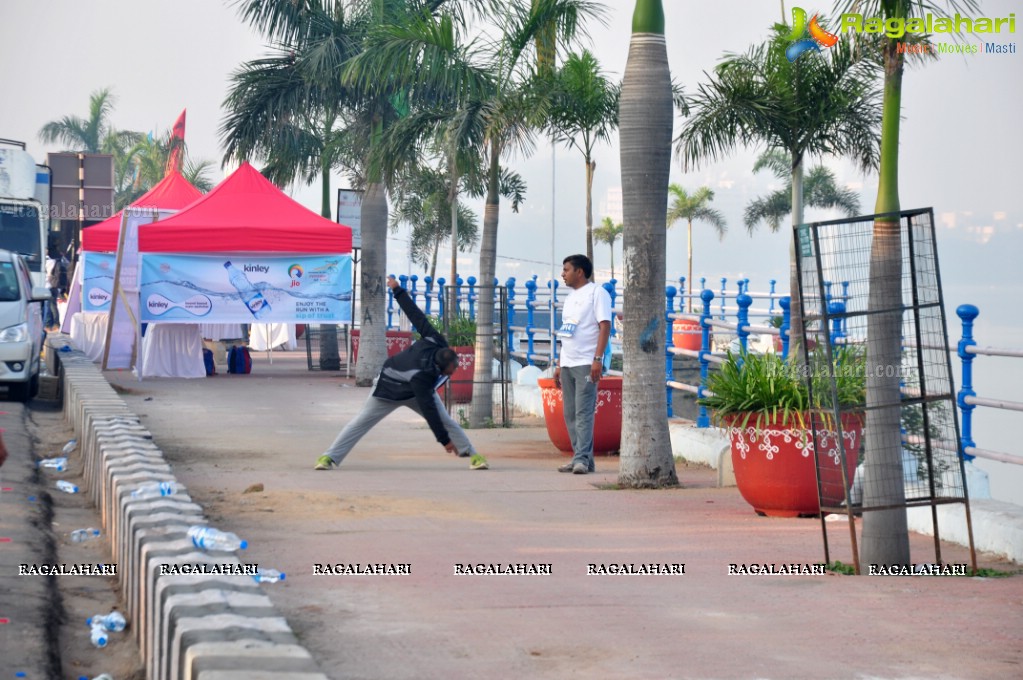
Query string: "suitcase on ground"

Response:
xmin=227 ymin=345 xmax=252 ymax=374
xmin=202 ymin=348 xmax=217 ymax=376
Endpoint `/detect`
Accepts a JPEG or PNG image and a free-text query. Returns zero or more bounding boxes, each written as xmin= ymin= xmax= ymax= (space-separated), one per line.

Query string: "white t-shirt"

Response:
xmin=557 ymin=281 xmax=612 ymax=368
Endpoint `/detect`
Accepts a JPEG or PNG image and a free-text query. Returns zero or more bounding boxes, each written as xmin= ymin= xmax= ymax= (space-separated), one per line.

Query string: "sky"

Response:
xmin=2 ymin=0 xmax=1020 ymax=500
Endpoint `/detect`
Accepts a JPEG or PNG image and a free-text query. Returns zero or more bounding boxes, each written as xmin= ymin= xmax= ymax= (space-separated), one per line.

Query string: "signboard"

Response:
xmin=336 ymin=188 xmax=363 ymax=249
xmin=140 ymin=254 xmax=352 ymax=323
xmin=82 ymin=251 xmax=116 ymax=311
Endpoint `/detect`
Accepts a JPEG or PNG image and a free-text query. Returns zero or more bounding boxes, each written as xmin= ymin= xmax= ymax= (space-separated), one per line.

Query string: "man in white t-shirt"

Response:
xmin=553 ymin=254 xmax=612 ymax=474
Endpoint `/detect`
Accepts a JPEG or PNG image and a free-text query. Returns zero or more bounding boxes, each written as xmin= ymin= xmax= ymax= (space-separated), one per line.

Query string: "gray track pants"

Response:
xmin=321 ymin=393 xmax=477 ymax=465
xmin=560 ymin=364 xmax=597 ymax=472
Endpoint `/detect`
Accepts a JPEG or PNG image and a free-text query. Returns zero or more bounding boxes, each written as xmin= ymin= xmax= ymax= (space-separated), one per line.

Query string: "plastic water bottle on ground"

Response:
xmin=87 ymin=610 xmax=126 ymax=632
xmin=38 ymin=457 xmax=68 ymax=472
xmin=62 ymin=438 xmax=78 ymax=455
xmin=56 ymin=480 xmax=79 ymax=494
xmin=71 ymin=528 xmax=101 ymax=543
xmin=253 ymin=568 xmax=285 ymax=583
xmin=89 ymin=621 xmax=108 ymax=648
xmin=81 ymin=675 xmax=114 ymax=680
xmin=130 ymin=481 xmax=176 ymax=499
xmin=187 ymin=525 xmax=248 ymax=551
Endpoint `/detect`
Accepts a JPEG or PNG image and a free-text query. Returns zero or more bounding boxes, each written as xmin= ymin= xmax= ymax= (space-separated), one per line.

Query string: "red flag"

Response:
xmin=165 ymin=109 xmax=186 ymax=175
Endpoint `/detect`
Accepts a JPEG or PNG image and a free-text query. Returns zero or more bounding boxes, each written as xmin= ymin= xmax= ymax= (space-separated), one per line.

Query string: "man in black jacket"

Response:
xmin=314 ymin=276 xmax=489 ymax=471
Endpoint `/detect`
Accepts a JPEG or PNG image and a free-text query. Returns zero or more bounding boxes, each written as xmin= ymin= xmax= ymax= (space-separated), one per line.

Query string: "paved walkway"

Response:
xmin=90 ymin=352 xmax=1023 ymax=679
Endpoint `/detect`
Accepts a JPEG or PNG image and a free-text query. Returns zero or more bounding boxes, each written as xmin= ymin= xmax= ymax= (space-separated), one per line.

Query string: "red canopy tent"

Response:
xmin=81 ymin=169 xmax=203 ymax=252
xmin=138 ymin=162 xmax=352 ymax=253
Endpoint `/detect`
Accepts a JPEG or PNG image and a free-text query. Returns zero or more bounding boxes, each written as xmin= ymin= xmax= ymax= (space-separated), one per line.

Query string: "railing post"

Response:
xmin=548 ymin=278 xmax=560 ymax=365
xmin=956 ymin=304 xmax=979 ymax=461
xmin=408 ymin=274 xmax=419 ymax=306
xmin=506 ymin=277 xmax=517 ymax=354
xmin=455 ymin=276 xmax=464 ymax=316
xmin=719 ymin=278 xmax=727 ymax=318
xmin=779 ymin=296 xmax=791 ymax=360
xmin=696 ymin=289 xmax=715 ymax=428
xmin=436 ymin=277 xmax=446 ymax=319
xmin=768 ymin=279 xmax=777 ymax=316
xmin=423 ymin=276 xmax=434 ymax=316
xmin=525 ymin=278 xmax=537 ymax=367
xmin=828 ymin=300 xmax=846 ymax=347
xmin=665 ymin=285 xmax=677 ymax=418
xmin=467 ymin=276 xmax=477 ymax=321
xmin=736 ymin=293 xmax=752 ymax=354
xmin=841 ymin=281 xmax=850 ymax=335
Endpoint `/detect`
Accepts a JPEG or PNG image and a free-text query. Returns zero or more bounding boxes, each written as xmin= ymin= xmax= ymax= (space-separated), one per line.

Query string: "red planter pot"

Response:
xmin=671 ymin=318 xmax=706 ymax=351
xmin=537 ymin=376 xmax=623 ymax=455
xmin=350 ymin=329 xmax=413 ymax=365
xmin=726 ymin=412 xmax=863 ymax=517
xmin=437 ymin=346 xmax=475 ymax=404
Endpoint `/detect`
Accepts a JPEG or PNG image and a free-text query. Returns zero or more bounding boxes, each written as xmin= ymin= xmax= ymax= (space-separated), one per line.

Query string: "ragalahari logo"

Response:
xmin=786 ymin=7 xmax=839 ymax=61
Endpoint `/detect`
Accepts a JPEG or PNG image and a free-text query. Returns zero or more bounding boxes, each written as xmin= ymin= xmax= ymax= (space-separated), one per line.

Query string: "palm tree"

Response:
xmin=546 ymin=49 xmax=620 ymax=263
xmin=225 ymin=0 xmax=372 ymax=374
xmin=390 ymin=161 xmax=480 ymax=281
xmin=347 ymin=0 xmax=604 ymax=422
xmin=834 ymin=0 xmax=979 ymax=568
xmin=618 ymin=0 xmax=677 ymax=489
xmin=675 ymin=23 xmax=881 ymax=359
xmin=39 ymin=88 xmax=118 ymax=153
xmin=665 ymin=184 xmax=726 ymax=312
xmin=744 ymin=149 xmax=859 ymax=232
xmin=592 ymin=216 xmax=622 ymax=280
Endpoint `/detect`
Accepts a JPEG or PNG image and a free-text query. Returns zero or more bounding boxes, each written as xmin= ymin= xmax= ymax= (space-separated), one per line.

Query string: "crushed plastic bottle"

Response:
xmin=252 ymin=568 xmax=285 ymax=583
xmin=71 ymin=528 xmax=101 ymax=543
xmin=55 ymin=480 xmax=79 ymax=494
xmin=62 ymin=439 xmax=78 ymax=455
xmin=87 ymin=611 xmax=126 ymax=632
xmin=79 ymin=675 xmax=114 ymax=680
xmin=187 ymin=525 xmax=248 ymax=551
xmin=129 ymin=481 xmax=176 ymax=499
xmin=89 ymin=620 xmax=108 ymax=648
xmin=38 ymin=457 xmax=68 ymax=472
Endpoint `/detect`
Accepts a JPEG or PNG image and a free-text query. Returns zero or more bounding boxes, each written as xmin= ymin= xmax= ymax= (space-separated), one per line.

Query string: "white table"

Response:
xmin=249 ymin=323 xmax=297 ymax=352
xmin=200 ymin=323 xmax=246 ymax=341
xmin=69 ymin=312 xmax=109 ymax=362
xmin=139 ymin=324 xmax=206 ymax=378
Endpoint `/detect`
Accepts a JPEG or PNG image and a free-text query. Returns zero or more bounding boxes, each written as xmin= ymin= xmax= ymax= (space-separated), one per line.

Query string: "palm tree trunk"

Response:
xmin=610 ymin=242 xmax=615 ymax=281
xmin=469 ymin=138 xmax=501 ymax=426
xmin=317 ymin=148 xmax=341 ymax=369
xmin=686 ymin=218 xmax=693 ymax=313
xmin=355 ymin=180 xmax=388 ymax=385
xmin=788 ymin=154 xmax=807 ymax=364
xmin=861 ymin=35 xmax=910 ymax=567
xmin=618 ymin=0 xmax=677 ymax=488
xmin=585 ymin=157 xmax=595 ymax=265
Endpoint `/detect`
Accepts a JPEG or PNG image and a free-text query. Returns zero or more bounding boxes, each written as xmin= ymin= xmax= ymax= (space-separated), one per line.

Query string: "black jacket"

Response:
xmin=371 ymin=286 xmax=452 ymax=446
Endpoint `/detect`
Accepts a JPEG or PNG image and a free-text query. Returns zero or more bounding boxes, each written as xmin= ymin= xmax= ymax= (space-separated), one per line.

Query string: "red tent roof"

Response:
xmin=138 ymin=162 xmax=352 ymax=254
xmin=82 ymin=170 xmax=204 ymax=252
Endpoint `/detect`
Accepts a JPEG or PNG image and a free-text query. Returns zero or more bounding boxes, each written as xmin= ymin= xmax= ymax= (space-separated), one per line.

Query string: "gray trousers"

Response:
xmin=321 ymin=392 xmax=477 ymax=465
xmin=561 ymin=364 xmax=597 ymax=471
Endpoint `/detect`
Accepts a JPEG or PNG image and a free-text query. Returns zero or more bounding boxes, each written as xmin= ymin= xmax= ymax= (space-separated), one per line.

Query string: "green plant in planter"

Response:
xmin=443 ymin=314 xmax=477 ymax=347
xmin=699 ymin=346 xmax=866 ymax=431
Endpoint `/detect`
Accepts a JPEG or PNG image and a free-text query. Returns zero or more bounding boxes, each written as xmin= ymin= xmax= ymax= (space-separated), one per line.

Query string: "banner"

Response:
xmin=82 ymin=251 xmax=116 ymax=311
xmin=336 ymin=188 xmax=363 ymax=249
xmin=140 ymin=254 xmax=351 ymax=323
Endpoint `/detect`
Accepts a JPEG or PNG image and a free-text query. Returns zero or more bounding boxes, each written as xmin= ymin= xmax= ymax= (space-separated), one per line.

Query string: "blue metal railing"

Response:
xmin=380 ymin=273 xmax=1017 ymax=467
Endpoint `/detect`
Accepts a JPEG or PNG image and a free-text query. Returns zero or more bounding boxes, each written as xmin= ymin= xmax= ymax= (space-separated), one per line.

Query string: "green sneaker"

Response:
xmin=469 ymin=454 xmax=489 ymax=470
xmin=314 ymin=455 xmax=337 ymax=470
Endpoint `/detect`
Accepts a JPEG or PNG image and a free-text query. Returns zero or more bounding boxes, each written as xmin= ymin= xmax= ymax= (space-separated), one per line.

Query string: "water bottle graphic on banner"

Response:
xmin=224 ymin=261 xmax=271 ymax=319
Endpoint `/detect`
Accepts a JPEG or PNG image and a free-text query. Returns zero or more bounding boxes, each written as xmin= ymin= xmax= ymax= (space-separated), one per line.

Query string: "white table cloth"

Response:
xmin=199 ymin=323 xmax=246 ymax=341
xmin=69 ymin=312 xmax=109 ymax=362
xmin=139 ymin=324 xmax=206 ymax=378
xmin=249 ymin=323 xmax=297 ymax=351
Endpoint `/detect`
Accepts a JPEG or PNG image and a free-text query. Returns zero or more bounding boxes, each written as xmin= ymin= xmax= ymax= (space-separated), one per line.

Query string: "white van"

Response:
xmin=0 ymin=249 xmax=49 ymax=401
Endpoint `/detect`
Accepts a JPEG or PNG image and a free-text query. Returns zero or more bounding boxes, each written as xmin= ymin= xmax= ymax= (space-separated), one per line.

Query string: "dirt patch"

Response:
xmin=202 ymin=488 xmax=493 ymax=522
